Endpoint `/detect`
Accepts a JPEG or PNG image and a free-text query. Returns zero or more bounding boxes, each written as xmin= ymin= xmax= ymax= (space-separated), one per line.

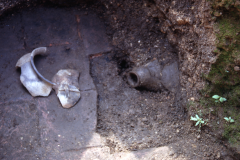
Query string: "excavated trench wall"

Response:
xmin=142 ymin=0 xmax=216 ymax=102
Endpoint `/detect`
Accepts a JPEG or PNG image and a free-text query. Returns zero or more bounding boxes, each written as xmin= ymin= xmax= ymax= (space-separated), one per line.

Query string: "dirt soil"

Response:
xmin=0 ymin=0 xmax=239 ymax=160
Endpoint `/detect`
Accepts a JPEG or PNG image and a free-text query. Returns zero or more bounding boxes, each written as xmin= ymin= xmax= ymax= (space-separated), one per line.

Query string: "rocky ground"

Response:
xmin=0 ymin=0 xmax=239 ymax=160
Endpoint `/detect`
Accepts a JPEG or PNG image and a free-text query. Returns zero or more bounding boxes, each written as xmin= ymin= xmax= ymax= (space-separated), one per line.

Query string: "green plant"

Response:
xmin=206 ymin=0 xmax=240 ymax=147
xmin=190 ymin=114 xmax=207 ymax=131
xmin=212 ymin=95 xmax=227 ymax=103
xmin=224 ymin=117 xmax=235 ymax=123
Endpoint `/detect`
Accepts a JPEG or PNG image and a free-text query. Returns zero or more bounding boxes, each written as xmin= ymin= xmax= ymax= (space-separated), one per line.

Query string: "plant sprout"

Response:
xmin=224 ymin=117 xmax=235 ymax=123
xmin=190 ymin=114 xmax=207 ymax=130
xmin=212 ymin=95 xmax=227 ymax=103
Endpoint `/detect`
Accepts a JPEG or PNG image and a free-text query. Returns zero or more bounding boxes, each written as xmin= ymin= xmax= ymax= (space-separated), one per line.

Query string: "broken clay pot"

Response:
xmin=17 ymin=47 xmax=82 ymax=108
xmin=52 ymin=69 xmax=81 ymax=109
xmin=127 ymin=60 xmax=179 ymax=93
xmin=160 ymin=61 xmax=180 ymax=93
xmin=127 ymin=60 xmax=163 ymax=91
xmin=16 ymin=52 xmax=52 ymax=97
xmin=30 ymin=47 xmax=56 ymax=86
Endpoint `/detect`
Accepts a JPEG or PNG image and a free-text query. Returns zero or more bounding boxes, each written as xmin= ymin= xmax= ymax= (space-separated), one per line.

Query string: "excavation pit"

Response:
xmin=0 ymin=0 xmax=237 ymax=160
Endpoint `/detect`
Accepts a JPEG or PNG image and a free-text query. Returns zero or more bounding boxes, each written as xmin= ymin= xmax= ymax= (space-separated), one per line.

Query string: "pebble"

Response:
xmin=221 ymin=151 xmax=228 ymax=157
xmin=130 ymin=123 xmax=135 ymax=127
xmin=234 ymin=66 xmax=239 ymax=71
xmin=169 ymin=150 xmax=175 ymax=156
xmin=173 ymin=153 xmax=178 ymax=158
xmin=128 ymin=109 xmax=135 ymax=114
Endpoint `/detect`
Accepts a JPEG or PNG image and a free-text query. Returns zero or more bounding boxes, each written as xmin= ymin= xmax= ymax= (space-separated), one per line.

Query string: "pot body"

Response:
xmin=127 ymin=60 xmax=163 ymax=91
xmin=127 ymin=60 xmax=180 ymax=93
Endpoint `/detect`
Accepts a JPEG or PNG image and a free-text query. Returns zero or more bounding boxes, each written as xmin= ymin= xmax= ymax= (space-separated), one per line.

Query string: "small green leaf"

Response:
xmin=219 ymin=97 xmax=227 ymax=102
xmin=190 ymin=117 xmax=198 ymax=121
xmin=212 ymin=95 xmax=220 ymax=99
xmin=224 ymin=117 xmax=229 ymax=121
xmin=215 ymin=100 xmax=219 ymax=103
xmin=196 ymin=115 xmax=199 ymax=119
xmin=230 ymin=119 xmax=235 ymax=123
xmin=201 ymin=121 xmax=204 ymax=124
xmin=196 ymin=121 xmax=200 ymax=126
